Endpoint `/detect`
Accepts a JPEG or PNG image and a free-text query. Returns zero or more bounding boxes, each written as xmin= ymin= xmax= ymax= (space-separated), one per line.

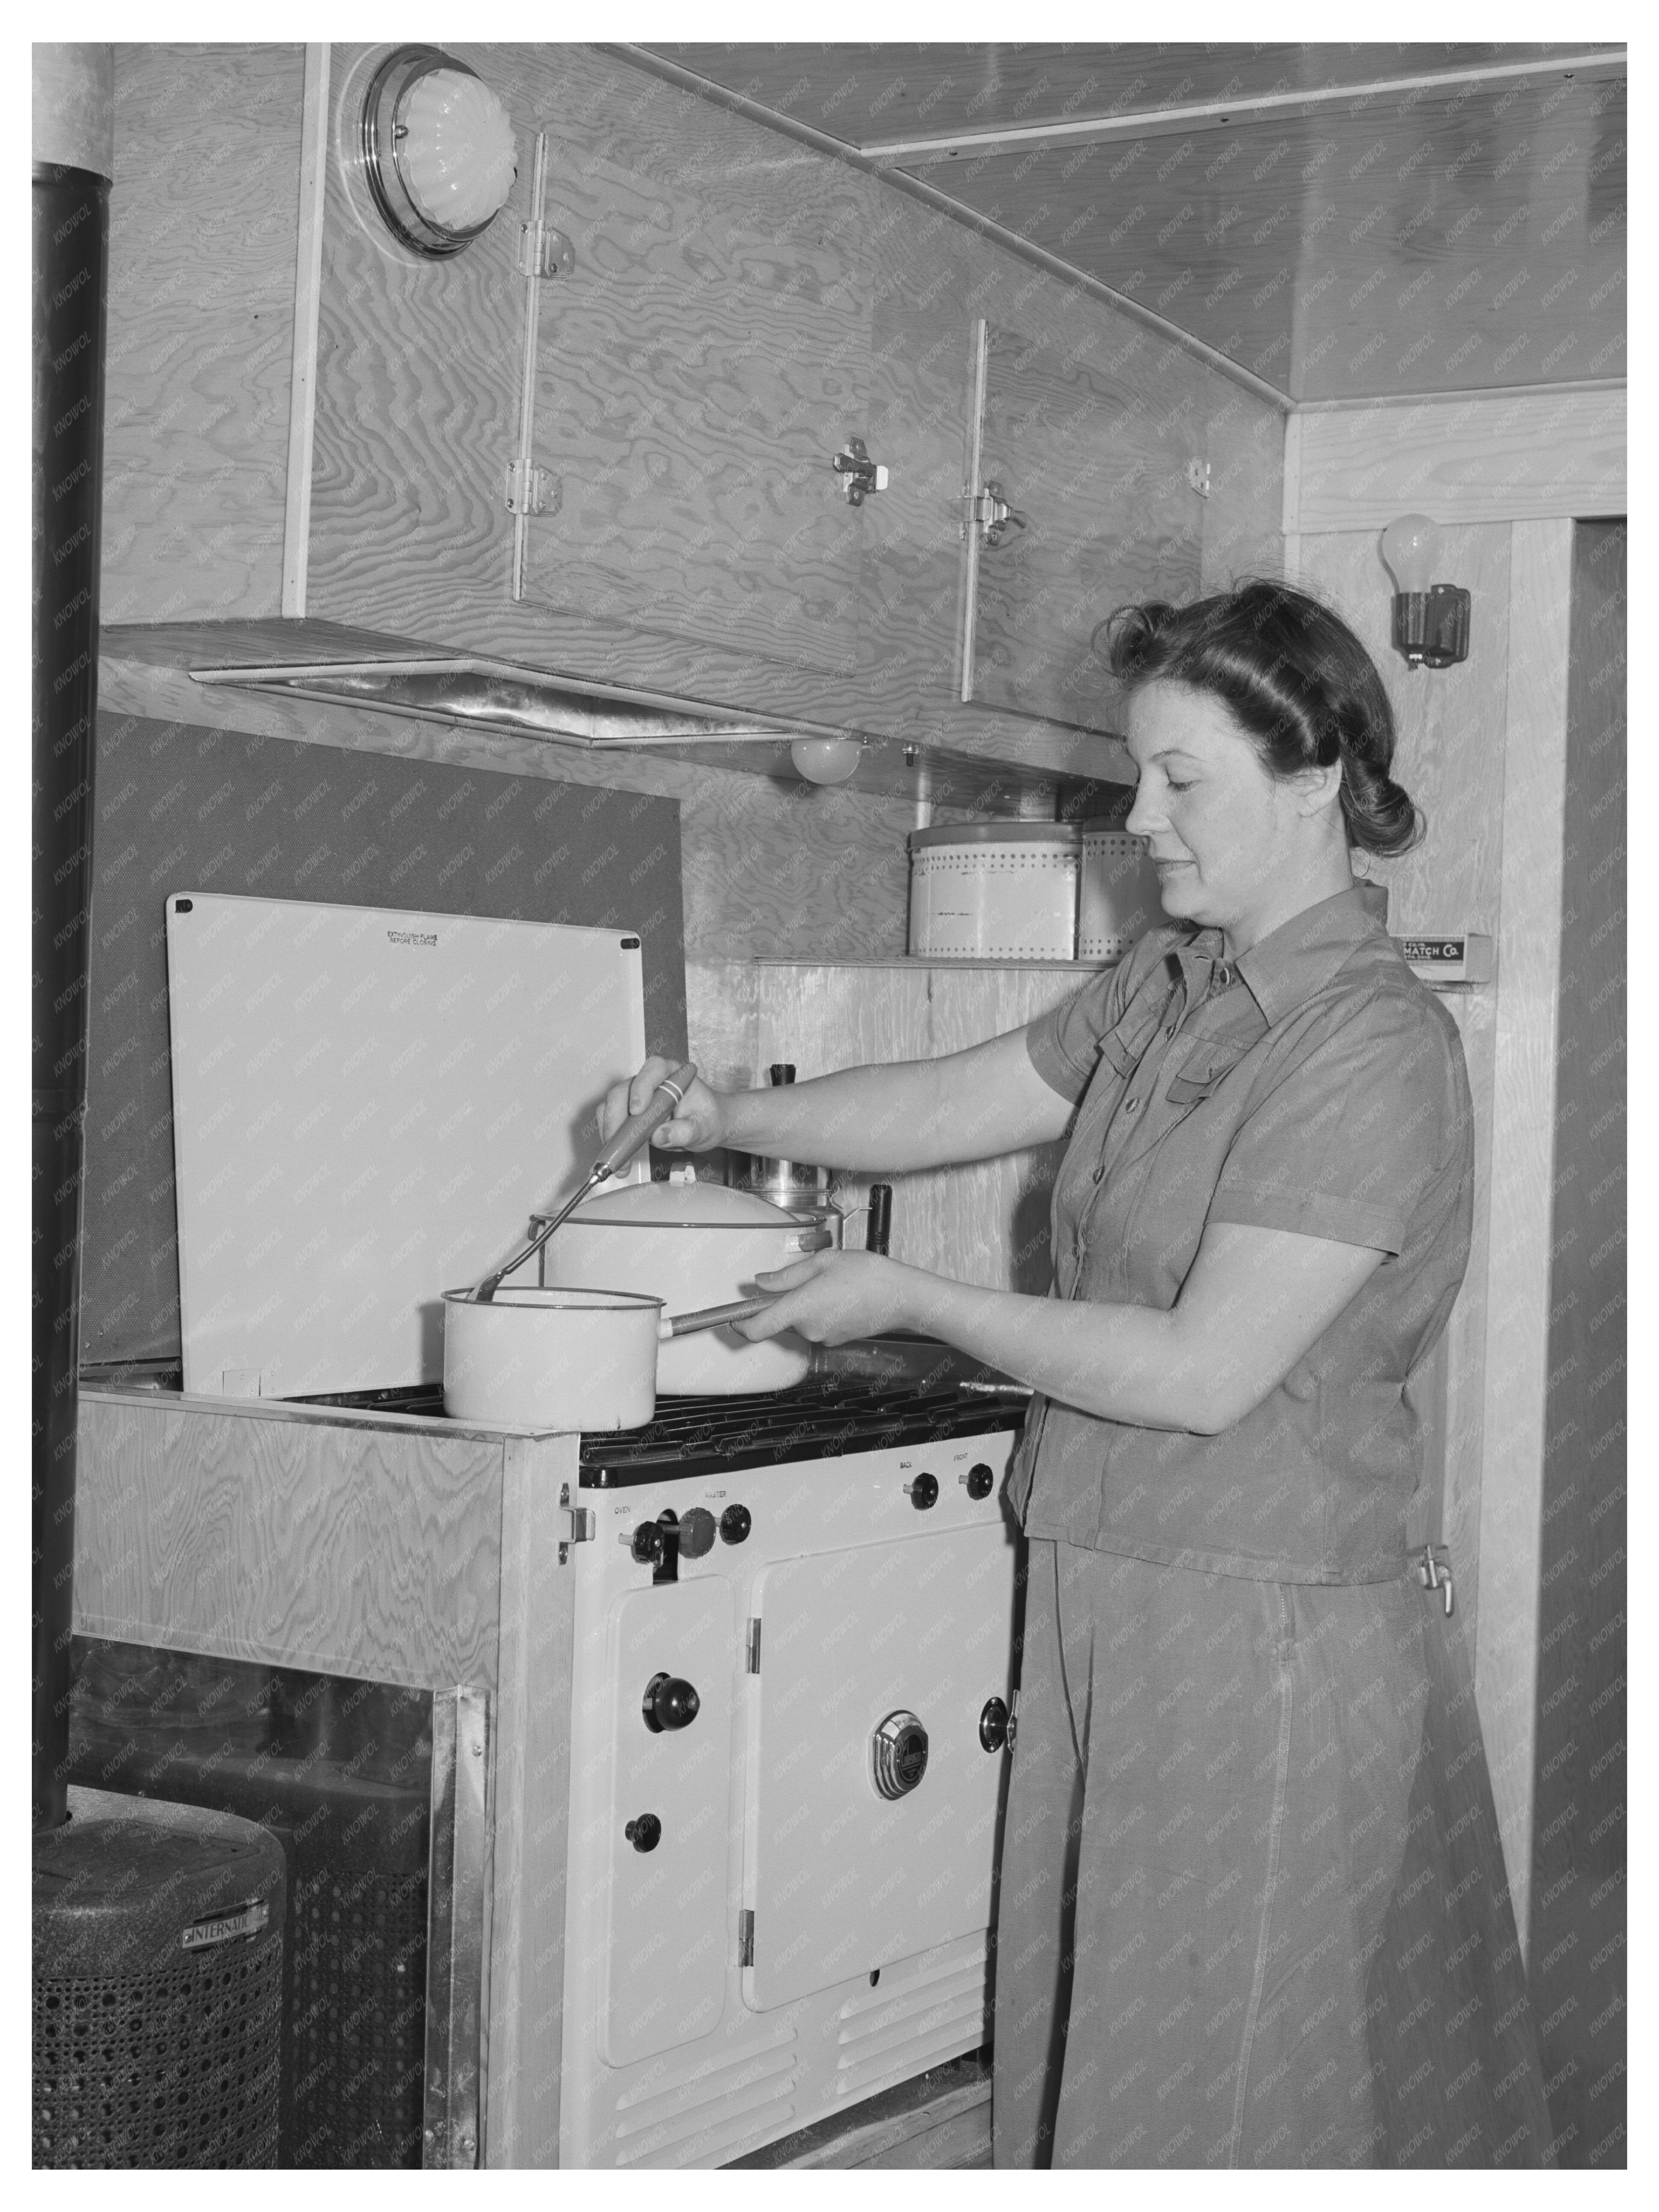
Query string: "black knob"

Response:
xmin=769 ymin=1063 xmax=796 ymax=1085
xmin=719 ymin=1504 xmax=752 ymax=1545
xmin=642 ymin=1672 xmax=700 ymax=1733
xmin=962 ymin=1463 xmax=994 ymax=1500
xmin=904 ymin=1472 xmax=938 ymax=1510
xmin=624 ymin=1814 xmax=662 ymax=1853
xmin=679 ymin=1507 xmax=717 ymax=1559
xmin=631 ymin=1520 xmax=665 ymax=1566
xmin=979 ymin=1696 xmax=1010 ymax=1753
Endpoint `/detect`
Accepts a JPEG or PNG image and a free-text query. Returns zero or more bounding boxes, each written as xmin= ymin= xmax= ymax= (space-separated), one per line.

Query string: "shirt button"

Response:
xmin=1211 ymin=962 xmax=1233 ymax=993
xmin=1092 ymin=1164 xmax=1105 ymax=1184
xmin=1164 ymin=1023 xmax=1177 ymax=1040
xmin=1124 ymin=1097 xmax=1139 ymax=1114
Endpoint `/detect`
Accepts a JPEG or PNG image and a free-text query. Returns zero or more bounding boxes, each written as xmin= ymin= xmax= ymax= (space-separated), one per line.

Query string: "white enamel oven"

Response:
xmin=559 ymin=1374 xmax=1026 ymax=2168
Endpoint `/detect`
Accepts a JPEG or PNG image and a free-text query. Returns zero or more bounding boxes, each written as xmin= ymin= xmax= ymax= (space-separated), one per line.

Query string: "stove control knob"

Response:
xmin=979 ymin=1695 xmax=1010 ymax=1753
xmin=904 ymin=1472 xmax=938 ymax=1510
xmin=872 ymin=1710 xmax=929 ymax=1799
xmin=679 ymin=1507 xmax=717 ymax=1559
xmin=719 ymin=1504 xmax=752 ymax=1545
xmin=961 ymin=1463 xmax=995 ymax=1500
xmin=624 ymin=1814 xmax=662 ymax=1853
xmin=642 ymin=1671 xmax=700 ymax=1733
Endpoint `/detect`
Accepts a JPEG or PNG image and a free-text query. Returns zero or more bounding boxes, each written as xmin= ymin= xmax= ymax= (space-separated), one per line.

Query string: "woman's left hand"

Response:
xmin=738 ymin=1251 xmax=924 ymax=1346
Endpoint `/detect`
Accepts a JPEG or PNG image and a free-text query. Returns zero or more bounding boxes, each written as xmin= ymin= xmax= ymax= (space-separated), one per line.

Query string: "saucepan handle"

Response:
xmin=662 ymin=1295 xmax=776 ymax=1340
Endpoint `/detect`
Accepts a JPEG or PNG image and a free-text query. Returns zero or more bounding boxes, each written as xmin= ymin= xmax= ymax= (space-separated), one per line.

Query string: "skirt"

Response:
xmin=991 ymin=1540 xmax=1554 ymax=2168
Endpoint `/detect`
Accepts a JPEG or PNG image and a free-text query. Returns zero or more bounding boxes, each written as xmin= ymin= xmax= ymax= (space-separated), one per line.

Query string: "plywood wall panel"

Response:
xmin=73 ymin=1395 xmax=505 ymax=1689
xmin=102 ymin=44 xmax=305 ymax=623
xmin=1290 ymin=523 xmax=1512 ymax=1652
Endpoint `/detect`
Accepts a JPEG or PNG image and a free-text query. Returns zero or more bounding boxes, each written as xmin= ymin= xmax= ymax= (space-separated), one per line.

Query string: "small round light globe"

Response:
xmin=1379 ymin=513 xmax=1443 ymax=595
xmin=399 ymin=69 xmax=518 ymax=234
xmin=790 ymin=738 xmax=862 ymax=786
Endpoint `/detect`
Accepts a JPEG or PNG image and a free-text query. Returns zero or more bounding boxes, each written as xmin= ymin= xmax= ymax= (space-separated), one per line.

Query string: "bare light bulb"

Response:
xmin=1380 ymin=513 xmax=1443 ymax=595
xmin=791 ymin=738 xmax=862 ymax=785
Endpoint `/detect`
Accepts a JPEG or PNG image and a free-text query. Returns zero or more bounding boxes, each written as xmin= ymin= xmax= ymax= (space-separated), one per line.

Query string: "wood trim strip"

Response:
xmin=282 ymin=41 xmax=330 ymax=618
xmin=1287 ymin=388 xmax=1626 ymax=533
xmin=483 ymin=1434 xmax=580 ymax=2168
xmin=1476 ymin=518 xmax=1574 ymax=1963
xmin=601 ymin=42 xmax=1294 ymax=413
xmin=858 ymin=51 xmax=1625 ymax=162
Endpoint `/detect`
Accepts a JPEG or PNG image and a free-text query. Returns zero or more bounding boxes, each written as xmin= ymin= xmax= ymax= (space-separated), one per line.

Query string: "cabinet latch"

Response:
xmin=557 ymin=1483 xmax=595 ymax=1565
xmin=738 ymin=1909 xmax=755 ymax=1968
xmin=963 ymin=482 xmax=1024 ymax=548
xmin=1416 ymin=1543 xmax=1455 ymax=1616
xmin=1186 ymin=457 xmax=1212 ymax=499
xmin=832 ymin=436 xmax=889 ymax=505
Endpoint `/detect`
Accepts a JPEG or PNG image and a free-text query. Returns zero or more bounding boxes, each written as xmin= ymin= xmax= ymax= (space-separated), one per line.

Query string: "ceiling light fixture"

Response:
xmin=361 ymin=46 xmax=518 ymax=259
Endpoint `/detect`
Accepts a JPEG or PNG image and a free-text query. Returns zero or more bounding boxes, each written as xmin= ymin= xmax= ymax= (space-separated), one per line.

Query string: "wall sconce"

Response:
xmin=361 ymin=46 xmax=518 ymax=258
xmin=1379 ymin=515 xmax=1471 ymax=671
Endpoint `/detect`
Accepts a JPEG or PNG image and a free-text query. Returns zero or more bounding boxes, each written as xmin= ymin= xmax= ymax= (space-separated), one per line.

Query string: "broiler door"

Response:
xmin=741 ymin=1524 xmax=1017 ymax=2012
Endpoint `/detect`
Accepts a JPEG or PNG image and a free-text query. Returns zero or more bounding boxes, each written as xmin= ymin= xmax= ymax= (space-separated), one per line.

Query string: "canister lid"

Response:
xmin=907 ymin=822 xmax=1083 ymax=852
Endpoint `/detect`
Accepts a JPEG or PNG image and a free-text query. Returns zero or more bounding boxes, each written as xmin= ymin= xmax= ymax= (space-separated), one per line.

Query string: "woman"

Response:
xmin=602 ymin=580 xmax=1549 ymax=2168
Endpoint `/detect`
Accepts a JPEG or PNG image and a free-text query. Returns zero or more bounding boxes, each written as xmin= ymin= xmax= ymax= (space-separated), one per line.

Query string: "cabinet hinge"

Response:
xmin=744 ymin=1618 xmax=761 ymax=1675
xmin=557 ymin=1483 xmax=595 ymax=1565
xmin=516 ymin=219 xmax=574 ymax=281
xmin=962 ymin=482 xmax=1022 ymax=548
xmin=738 ymin=1910 xmax=755 ymax=1969
xmin=504 ymin=458 xmax=559 ymax=517
xmin=1186 ymin=457 xmax=1212 ymax=499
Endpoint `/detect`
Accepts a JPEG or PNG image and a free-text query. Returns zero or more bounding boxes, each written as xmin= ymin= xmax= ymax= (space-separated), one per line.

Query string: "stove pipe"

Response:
xmin=33 ymin=46 xmax=113 ymax=1833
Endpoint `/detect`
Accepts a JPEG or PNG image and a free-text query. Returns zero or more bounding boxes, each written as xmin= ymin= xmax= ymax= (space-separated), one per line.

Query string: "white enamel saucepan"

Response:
xmin=441 ymin=1284 xmax=778 ymax=1430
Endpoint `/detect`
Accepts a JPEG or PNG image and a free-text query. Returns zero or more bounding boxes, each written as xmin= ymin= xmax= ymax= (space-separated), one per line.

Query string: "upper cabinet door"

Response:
xmin=962 ymin=319 xmax=1207 ymax=733
xmin=517 ymin=125 xmax=873 ymax=677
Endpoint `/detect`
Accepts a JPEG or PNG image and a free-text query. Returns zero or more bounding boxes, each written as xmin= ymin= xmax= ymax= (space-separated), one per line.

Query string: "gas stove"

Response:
xmin=552 ymin=1366 xmax=1027 ymax=2167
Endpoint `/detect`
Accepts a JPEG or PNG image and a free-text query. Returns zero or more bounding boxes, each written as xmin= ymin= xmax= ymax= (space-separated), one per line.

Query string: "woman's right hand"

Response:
xmin=601 ymin=1058 xmax=729 ymax=1155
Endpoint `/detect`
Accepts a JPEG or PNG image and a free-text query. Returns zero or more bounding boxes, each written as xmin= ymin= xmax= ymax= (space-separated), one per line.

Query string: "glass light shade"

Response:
xmin=790 ymin=738 xmax=862 ymax=785
xmin=1380 ymin=513 xmax=1443 ymax=595
xmin=399 ymin=70 xmax=518 ymax=234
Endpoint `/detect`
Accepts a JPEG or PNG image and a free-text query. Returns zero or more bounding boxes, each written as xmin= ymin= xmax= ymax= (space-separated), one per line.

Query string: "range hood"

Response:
xmin=189 ymin=649 xmax=1128 ymax=816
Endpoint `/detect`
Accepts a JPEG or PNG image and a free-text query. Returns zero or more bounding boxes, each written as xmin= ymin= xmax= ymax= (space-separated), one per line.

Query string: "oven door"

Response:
xmin=740 ymin=1523 xmax=1017 ymax=2012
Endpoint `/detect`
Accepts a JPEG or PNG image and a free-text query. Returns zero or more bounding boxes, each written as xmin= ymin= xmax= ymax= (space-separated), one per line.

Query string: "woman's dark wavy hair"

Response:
xmin=1098 ymin=578 xmax=1423 ymax=856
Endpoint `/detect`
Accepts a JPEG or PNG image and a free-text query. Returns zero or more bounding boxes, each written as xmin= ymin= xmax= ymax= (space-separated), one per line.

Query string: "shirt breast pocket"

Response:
xmin=1164 ymin=1039 xmax=1250 ymax=1108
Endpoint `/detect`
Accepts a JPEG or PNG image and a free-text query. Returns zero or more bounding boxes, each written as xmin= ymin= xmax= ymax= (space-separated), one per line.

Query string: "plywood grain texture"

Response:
xmin=687 ymin=959 xmax=1083 ymax=1294
xmin=1289 ymin=387 xmax=1627 ymax=532
xmin=968 ymin=322 xmax=1205 ymax=731
xmin=101 ymin=44 xmax=304 ymax=623
xmin=301 ymin=44 xmax=1275 ymax=756
xmin=522 ymin=68 xmax=876 ymax=675
xmin=72 ymin=1392 xmax=506 ymax=1689
xmin=1478 ymin=518 xmax=1575 ymax=1961
xmin=484 ymin=1433 xmax=582 ymax=2168
xmin=1291 ymin=523 xmax=1512 ymax=1647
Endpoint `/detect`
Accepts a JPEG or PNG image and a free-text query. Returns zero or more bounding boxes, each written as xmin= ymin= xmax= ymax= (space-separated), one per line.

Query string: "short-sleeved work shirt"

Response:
xmin=1007 ymin=883 xmax=1474 ymax=1583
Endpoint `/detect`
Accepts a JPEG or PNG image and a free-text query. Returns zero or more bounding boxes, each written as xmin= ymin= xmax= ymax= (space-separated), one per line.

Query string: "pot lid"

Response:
xmin=563 ymin=1168 xmax=805 ymax=1228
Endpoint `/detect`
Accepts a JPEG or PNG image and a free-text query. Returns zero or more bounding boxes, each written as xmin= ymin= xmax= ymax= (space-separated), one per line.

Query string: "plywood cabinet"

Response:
xmin=97 ymin=43 xmax=1280 ymax=770
xmin=963 ymin=319 xmax=1207 ymax=732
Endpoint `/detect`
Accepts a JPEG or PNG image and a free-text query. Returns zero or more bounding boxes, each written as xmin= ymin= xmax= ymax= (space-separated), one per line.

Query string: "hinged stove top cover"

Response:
xmin=165 ymin=893 xmax=646 ymax=1397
